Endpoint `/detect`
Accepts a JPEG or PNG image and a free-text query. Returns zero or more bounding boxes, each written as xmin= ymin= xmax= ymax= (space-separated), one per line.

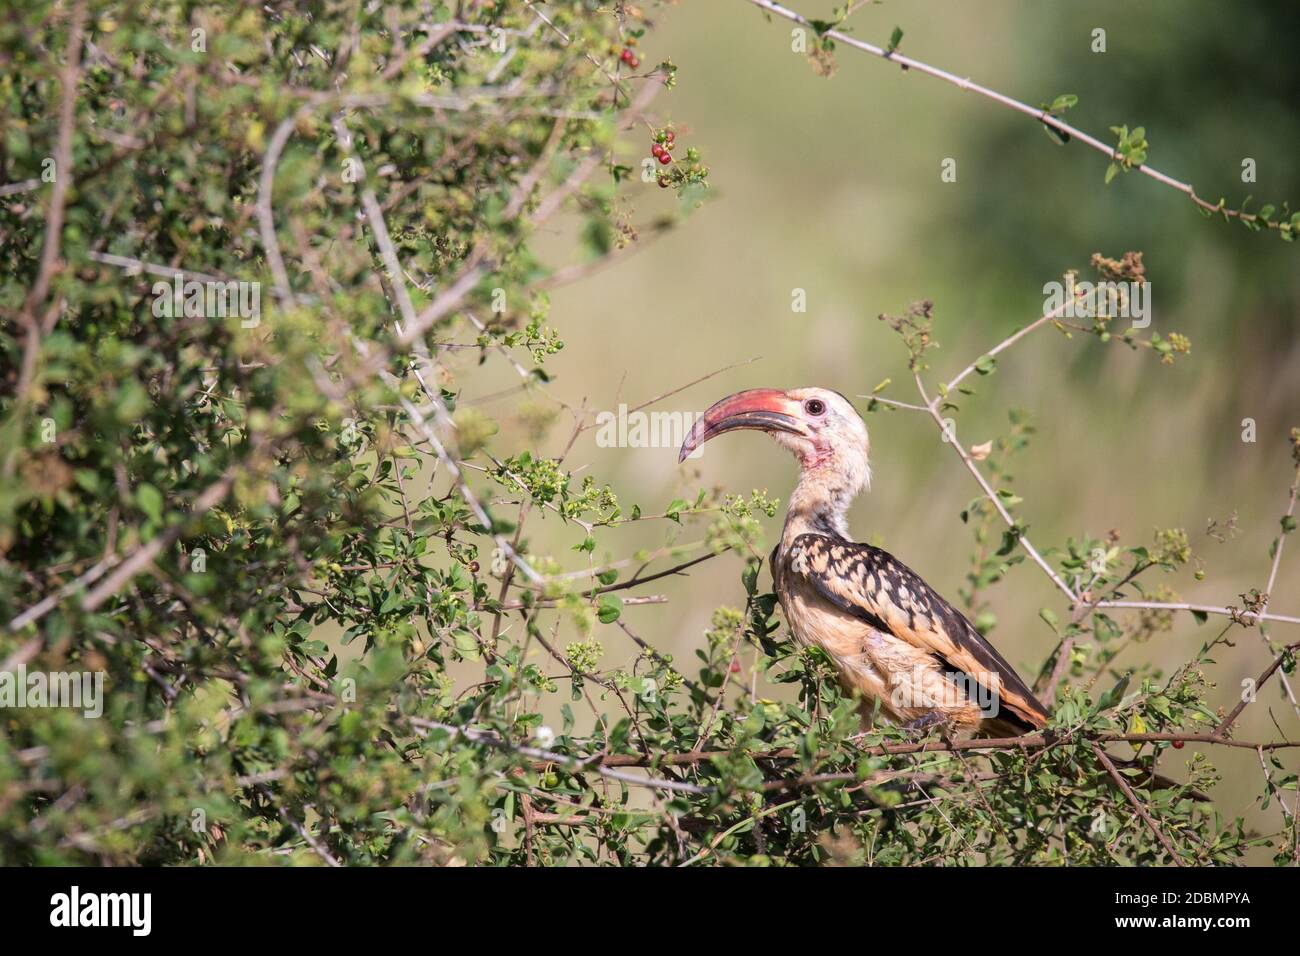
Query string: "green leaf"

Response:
xmin=137 ymin=484 xmax=163 ymax=522
xmin=1041 ymin=123 xmax=1071 ymax=146
xmin=1093 ymin=672 xmax=1131 ymax=713
xmin=597 ymin=595 xmax=623 ymax=623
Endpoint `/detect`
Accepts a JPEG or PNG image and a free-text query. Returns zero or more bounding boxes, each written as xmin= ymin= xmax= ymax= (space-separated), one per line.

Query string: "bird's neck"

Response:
xmin=781 ymin=468 xmax=855 ymax=548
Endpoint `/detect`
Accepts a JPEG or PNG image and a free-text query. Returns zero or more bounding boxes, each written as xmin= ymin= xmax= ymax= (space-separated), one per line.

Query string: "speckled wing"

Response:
xmin=782 ymin=533 xmax=1050 ymax=732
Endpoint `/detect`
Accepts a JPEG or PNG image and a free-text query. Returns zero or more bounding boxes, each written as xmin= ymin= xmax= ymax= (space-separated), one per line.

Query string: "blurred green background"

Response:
xmin=478 ymin=0 xmax=1300 ymax=857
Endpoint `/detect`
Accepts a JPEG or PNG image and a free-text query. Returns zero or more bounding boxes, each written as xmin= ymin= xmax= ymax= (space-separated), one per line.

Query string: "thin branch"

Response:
xmin=745 ymin=0 xmax=1284 ymax=231
xmin=485 ymin=594 xmax=668 ymax=612
xmin=1091 ymin=600 xmax=1300 ymax=627
xmin=255 ymin=784 xmax=341 ymax=867
xmin=1214 ymin=642 xmax=1300 ymax=738
xmin=943 ymin=300 xmax=1068 ymax=397
xmin=6 ymin=2 xmax=87 ymax=478
xmin=330 ymin=112 xmax=546 ymax=586
xmin=913 ymin=374 xmax=1077 ymax=600
xmin=1093 ymin=744 xmax=1185 ymax=865
xmin=588 ymin=355 xmax=763 ymax=428
xmin=1254 ymin=457 xmax=1300 ymax=718
xmin=580 ymin=551 xmax=721 ymax=598
xmin=21 ymin=1 xmax=85 ymax=323
xmin=554 ymin=730 xmax=1300 ymax=771
xmin=409 ymin=717 xmax=710 ymax=794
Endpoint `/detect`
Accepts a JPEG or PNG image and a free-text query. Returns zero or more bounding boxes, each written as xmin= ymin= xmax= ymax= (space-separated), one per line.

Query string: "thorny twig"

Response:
xmin=745 ymin=0 xmax=1290 ymax=233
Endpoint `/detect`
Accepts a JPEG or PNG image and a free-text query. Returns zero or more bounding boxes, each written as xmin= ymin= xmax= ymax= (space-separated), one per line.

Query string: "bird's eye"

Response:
xmin=804 ymin=399 xmax=826 ymax=416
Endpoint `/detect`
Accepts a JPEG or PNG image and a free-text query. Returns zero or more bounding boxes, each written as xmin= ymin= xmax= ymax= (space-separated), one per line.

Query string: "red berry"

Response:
xmin=469 ymin=561 xmax=480 ymax=573
xmin=665 ymin=130 xmax=675 ymax=143
xmin=657 ymin=152 xmax=672 ymax=165
xmin=729 ymin=658 xmax=741 ymax=673
xmin=651 ymin=144 xmax=664 ymax=156
xmin=1172 ymin=740 xmax=1185 ymax=749
xmin=628 ymin=56 xmax=640 ymax=68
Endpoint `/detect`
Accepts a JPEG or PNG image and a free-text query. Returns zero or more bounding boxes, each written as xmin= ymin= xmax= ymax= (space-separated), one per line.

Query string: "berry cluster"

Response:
xmin=650 ymin=127 xmax=708 ymax=191
xmin=618 ymin=37 xmax=640 ymax=69
xmin=651 ymin=128 xmax=675 ymax=165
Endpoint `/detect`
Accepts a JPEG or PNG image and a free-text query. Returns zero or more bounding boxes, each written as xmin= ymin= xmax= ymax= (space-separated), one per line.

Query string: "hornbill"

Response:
xmin=678 ymin=386 xmax=1050 ymax=738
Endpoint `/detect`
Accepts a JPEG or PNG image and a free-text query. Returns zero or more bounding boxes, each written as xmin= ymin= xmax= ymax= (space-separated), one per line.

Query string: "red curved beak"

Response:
xmin=678 ymin=388 xmax=807 ymax=463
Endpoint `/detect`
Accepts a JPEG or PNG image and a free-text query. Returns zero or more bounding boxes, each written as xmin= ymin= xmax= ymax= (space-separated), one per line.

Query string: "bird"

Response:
xmin=677 ymin=386 xmax=1050 ymax=739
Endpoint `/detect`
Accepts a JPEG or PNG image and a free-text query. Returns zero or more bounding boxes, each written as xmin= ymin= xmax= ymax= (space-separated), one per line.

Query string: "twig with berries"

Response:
xmin=650 ymin=127 xmax=710 ymax=191
xmin=618 ymin=40 xmax=641 ymax=70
